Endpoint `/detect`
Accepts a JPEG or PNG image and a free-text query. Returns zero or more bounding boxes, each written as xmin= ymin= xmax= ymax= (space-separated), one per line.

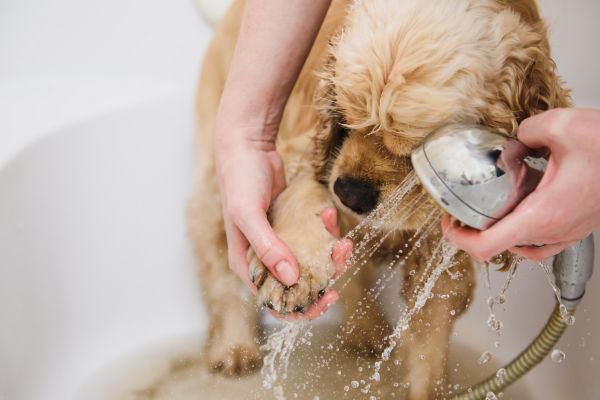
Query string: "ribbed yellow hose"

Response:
xmin=451 ymin=303 xmax=572 ymax=400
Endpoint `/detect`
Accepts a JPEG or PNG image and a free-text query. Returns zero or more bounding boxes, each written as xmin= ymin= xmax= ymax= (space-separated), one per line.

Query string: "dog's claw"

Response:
xmin=293 ymin=304 xmax=305 ymax=313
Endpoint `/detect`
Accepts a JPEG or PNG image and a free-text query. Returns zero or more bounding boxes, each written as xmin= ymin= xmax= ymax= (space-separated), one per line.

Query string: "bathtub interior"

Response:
xmin=1 ymin=93 xmax=598 ymax=400
xmin=1 ymin=0 xmax=599 ymax=399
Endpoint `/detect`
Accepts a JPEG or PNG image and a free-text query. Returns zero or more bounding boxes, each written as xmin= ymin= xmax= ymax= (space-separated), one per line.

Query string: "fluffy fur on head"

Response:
xmin=313 ymin=0 xmax=570 ymax=228
xmin=315 ymin=0 xmax=570 ymax=171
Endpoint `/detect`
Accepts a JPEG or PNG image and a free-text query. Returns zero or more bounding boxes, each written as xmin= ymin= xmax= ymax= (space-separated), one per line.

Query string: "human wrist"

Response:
xmin=215 ymin=99 xmax=284 ymax=153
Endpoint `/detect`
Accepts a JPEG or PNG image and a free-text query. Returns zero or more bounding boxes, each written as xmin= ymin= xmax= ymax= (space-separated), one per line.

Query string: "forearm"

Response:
xmin=217 ymin=0 xmax=332 ymax=145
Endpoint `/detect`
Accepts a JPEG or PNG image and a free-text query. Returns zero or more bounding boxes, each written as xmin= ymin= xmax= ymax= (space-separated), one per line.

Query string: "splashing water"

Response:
xmin=367 ymin=240 xmax=460 ymax=387
xmin=478 ymin=351 xmax=493 ymax=365
xmin=539 ymin=259 xmax=576 ymax=326
xmin=260 ymin=172 xmax=426 ymax=399
xmin=495 ymin=367 xmax=506 ymax=383
xmin=486 ymin=391 xmax=499 ymax=400
xmin=261 ymin=322 xmax=308 ymax=397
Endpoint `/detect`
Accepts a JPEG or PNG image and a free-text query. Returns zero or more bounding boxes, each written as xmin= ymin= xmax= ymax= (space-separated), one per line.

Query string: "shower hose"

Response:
xmin=451 ymin=303 xmax=572 ymax=400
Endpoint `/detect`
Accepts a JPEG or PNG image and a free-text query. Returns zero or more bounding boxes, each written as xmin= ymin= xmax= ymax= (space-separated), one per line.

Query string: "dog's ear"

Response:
xmin=483 ymin=13 xmax=572 ymax=136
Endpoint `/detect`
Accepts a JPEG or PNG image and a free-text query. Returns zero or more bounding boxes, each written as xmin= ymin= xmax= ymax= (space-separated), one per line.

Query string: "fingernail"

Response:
xmin=275 ymin=261 xmax=296 ymax=286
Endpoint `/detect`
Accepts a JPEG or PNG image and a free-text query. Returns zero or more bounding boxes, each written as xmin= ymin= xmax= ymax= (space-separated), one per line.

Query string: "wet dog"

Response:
xmin=187 ymin=1 xmax=570 ymax=398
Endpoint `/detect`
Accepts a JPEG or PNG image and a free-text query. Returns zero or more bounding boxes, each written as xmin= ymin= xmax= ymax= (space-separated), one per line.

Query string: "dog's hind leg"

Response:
xmin=187 ymin=177 xmax=262 ymax=376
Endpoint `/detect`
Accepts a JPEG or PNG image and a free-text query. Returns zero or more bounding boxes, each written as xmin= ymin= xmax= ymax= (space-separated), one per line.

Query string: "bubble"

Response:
xmin=351 ymin=381 xmax=359 ymax=389
xmin=551 ymin=349 xmax=566 ymax=363
xmin=450 ymin=310 xmax=456 ymax=316
xmin=486 ymin=392 xmax=498 ymax=400
xmin=344 ymin=386 xmax=350 ymax=392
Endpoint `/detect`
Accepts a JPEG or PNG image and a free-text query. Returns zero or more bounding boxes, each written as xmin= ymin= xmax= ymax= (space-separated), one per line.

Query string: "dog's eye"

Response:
xmin=331 ymin=121 xmax=350 ymax=149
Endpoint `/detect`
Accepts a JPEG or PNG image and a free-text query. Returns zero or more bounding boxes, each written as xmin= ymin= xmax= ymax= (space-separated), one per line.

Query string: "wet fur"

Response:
xmin=188 ymin=0 xmax=570 ymax=398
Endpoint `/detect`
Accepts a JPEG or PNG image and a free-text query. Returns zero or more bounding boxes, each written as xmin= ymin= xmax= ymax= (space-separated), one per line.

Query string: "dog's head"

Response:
xmin=313 ymin=0 xmax=570 ymax=229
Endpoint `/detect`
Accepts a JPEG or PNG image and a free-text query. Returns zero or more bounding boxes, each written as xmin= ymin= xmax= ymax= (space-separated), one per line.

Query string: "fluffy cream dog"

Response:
xmin=187 ymin=0 xmax=570 ymax=398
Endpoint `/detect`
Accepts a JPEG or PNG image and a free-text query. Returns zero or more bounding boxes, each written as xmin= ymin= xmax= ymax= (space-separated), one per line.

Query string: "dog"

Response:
xmin=187 ymin=0 xmax=570 ymax=398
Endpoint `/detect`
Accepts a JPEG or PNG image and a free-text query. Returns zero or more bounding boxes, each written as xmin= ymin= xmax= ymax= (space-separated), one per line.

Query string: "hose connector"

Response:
xmin=553 ymin=234 xmax=594 ymax=308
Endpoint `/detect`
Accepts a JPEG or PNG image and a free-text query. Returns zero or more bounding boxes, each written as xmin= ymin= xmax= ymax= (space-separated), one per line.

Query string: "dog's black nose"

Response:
xmin=333 ymin=176 xmax=379 ymax=214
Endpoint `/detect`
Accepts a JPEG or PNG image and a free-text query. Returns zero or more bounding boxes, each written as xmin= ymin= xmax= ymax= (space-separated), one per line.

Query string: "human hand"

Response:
xmin=267 ymin=208 xmax=353 ymax=321
xmin=216 ymin=129 xmax=353 ymax=319
xmin=442 ymin=108 xmax=600 ymax=261
xmin=216 ymin=131 xmax=298 ymax=292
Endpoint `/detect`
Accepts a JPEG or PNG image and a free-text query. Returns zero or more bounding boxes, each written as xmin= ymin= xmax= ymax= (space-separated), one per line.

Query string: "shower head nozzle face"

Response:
xmin=411 ymin=125 xmax=543 ymax=230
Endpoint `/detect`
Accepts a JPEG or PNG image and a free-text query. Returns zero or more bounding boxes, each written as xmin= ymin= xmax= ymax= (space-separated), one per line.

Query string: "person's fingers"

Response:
xmin=517 ymin=109 xmax=566 ymax=150
xmin=234 ymin=207 xmax=299 ymax=286
xmin=441 ymin=212 xmax=532 ymax=262
xmin=321 ymin=207 xmax=341 ymax=238
xmin=332 ymin=239 xmax=353 ymax=278
xmin=223 ymin=219 xmax=258 ymax=295
xmin=268 ymin=290 xmax=339 ymax=321
xmin=509 ymin=241 xmax=575 ymax=261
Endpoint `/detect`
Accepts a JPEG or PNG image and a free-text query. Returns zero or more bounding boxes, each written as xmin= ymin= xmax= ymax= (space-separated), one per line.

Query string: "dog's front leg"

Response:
xmin=248 ymin=173 xmax=338 ymax=315
xmin=399 ymin=238 xmax=475 ymax=400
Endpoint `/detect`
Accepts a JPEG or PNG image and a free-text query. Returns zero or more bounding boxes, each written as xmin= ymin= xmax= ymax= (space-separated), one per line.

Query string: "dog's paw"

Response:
xmin=248 ymin=250 xmax=332 ymax=315
xmin=206 ymin=336 xmax=262 ymax=377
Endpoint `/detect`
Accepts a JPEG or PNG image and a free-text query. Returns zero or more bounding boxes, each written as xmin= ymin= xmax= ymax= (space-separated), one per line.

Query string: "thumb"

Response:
xmin=237 ymin=208 xmax=299 ymax=286
xmin=517 ymin=109 xmax=564 ymax=151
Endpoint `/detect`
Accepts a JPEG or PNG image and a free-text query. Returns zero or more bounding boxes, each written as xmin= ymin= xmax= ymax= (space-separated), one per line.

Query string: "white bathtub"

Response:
xmin=1 ymin=1 xmax=599 ymax=399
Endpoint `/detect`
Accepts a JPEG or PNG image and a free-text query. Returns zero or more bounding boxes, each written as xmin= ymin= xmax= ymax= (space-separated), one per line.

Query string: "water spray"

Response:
xmin=411 ymin=124 xmax=594 ymax=399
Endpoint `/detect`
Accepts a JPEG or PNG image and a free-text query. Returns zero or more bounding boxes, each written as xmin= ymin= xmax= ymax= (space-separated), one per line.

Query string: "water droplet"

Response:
xmin=478 ymin=351 xmax=493 ymax=365
xmin=494 ymin=341 xmax=501 ymax=348
xmin=495 ymin=368 xmax=506 ymax=383
xmin=372 ymin=371 xmax=381 ymax=382
xmin=486 ymin=392 xmax=498 ymax=400
xmin=559 ymin=305 xmax=576 ymax=325
xmin=551 ymin=349 xmax=566 ymax=363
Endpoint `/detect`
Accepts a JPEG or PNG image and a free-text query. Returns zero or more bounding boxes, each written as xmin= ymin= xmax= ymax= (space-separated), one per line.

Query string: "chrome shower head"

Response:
xmin=411 ymin=124 xmax=544 ymax=230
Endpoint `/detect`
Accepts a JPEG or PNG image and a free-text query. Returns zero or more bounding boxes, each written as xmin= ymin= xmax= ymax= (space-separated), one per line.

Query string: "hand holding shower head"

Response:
xmin=410 ymin=124 xmax=595 ymax=399
xmin=411 ymin=124 xmax=544 ymax=230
